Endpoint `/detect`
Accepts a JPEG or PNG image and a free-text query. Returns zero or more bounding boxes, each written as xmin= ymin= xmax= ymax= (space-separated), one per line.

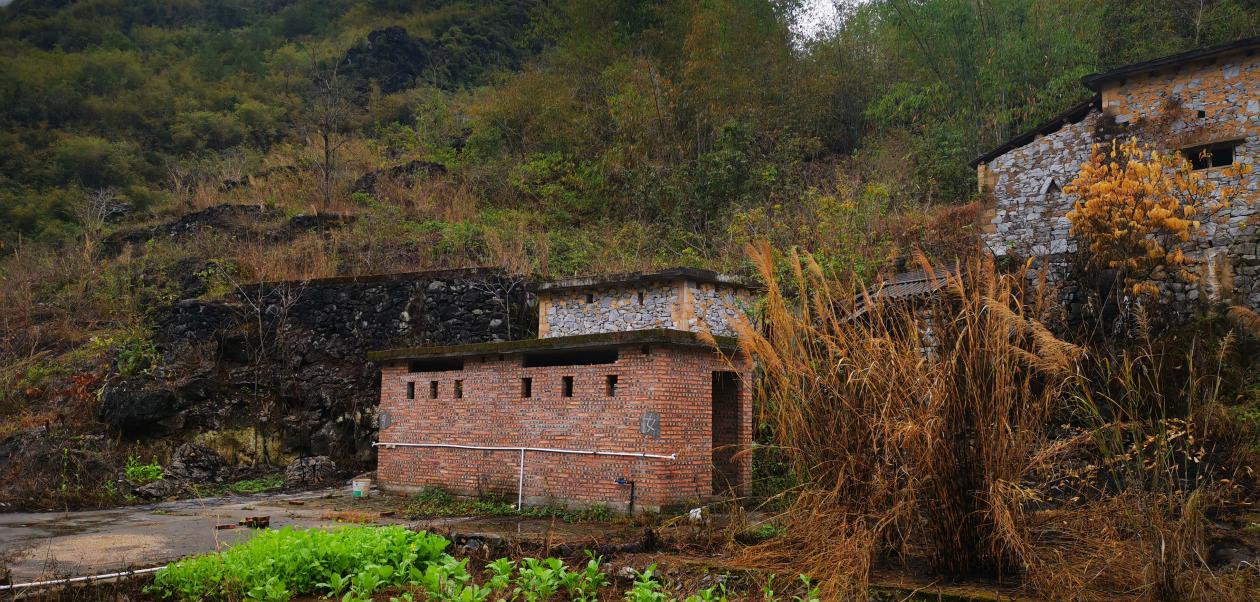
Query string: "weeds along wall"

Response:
xmin=375 ymin=341 xmax=753 ymax=511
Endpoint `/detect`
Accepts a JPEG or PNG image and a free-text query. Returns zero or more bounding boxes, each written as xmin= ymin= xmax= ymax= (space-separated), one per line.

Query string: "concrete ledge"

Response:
xmin=367 ymin=328 xmax=739 ymax=362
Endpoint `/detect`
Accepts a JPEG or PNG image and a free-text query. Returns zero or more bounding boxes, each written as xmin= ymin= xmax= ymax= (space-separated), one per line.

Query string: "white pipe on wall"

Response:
xmin=373 ymin=441 xmax=676 ymax=460
xmin=372 ymin=441 xmax=677 ymax=510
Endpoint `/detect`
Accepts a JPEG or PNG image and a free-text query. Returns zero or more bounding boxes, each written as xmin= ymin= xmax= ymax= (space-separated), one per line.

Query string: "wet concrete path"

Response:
xmin=0 ymin=489 xmax=375 ymax=582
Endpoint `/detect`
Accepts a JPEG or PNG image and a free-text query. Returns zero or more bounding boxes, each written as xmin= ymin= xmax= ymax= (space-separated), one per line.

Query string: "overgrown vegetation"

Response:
xmin=736 ymin=244 xmax=1260 ymax=600
xmin=403 ymin=486 xmax=614 ymax=523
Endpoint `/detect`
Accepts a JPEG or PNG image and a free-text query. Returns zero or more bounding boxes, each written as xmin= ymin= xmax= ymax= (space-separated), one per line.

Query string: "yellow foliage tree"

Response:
xmin=1065 ymin=137 xmax=1251 ymax=299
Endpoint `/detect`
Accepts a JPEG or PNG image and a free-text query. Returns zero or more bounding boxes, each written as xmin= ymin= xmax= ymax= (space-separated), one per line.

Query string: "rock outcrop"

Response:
xmin=98 ymin=268 xmax=536 ymax=467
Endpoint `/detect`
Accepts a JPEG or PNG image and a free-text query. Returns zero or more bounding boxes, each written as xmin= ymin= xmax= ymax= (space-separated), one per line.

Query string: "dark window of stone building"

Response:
xmin=606 ymin=375 xmax=618 ymax=396
xmin=454 ymin=380 xmax=463 ymax=398
xmin=637 ymin=291 xmax=645 ymax=304
xmin=1197 ymin=109 xmax=1207 ymax=118
xmin=1182 ymin=141 xmax=1239 ymax=170
xmin=521 ymin=377 xmax=532 ymax=398
xmin=562 ymin=376 xmax=574 ymax=397
xmin=429 ymin=381 xmax=438 ymax=399
xmin=586 ymin=293 xmax=595 ymax=304
xmin=407 ymin=382 xmax=415 ymax=400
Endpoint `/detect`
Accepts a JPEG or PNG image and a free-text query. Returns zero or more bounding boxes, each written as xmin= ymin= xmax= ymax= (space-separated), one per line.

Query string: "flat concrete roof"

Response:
xmin=537 ymin=268 xmax=759 ymax=293
xmin=367 ymin=328 xmax=740 ymax=362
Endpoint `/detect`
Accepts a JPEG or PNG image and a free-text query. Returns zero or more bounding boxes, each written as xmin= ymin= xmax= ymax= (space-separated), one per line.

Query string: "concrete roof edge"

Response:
xmin=367 ymin=328 xmax=740 ymax=362
xmin=537 ymin=267 xmax=761 ymax=293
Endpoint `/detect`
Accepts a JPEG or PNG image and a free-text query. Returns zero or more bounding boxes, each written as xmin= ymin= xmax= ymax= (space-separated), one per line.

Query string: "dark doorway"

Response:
xmin=711 ymin=371 xmax=741 ymax=495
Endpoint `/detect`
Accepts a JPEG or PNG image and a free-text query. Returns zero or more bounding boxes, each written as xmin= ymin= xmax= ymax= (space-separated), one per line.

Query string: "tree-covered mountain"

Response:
xmin=3 ymin=0 xmax=1259 ymax=263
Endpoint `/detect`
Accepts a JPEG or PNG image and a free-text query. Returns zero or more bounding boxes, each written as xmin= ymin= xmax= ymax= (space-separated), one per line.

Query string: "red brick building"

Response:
xmin=370 ymin=270 xmax=755 ymax=512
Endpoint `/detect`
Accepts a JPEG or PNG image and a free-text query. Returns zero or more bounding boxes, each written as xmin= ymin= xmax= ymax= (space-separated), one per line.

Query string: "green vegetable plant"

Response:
xmin=125 ymin=455 xmax=163 ymax=484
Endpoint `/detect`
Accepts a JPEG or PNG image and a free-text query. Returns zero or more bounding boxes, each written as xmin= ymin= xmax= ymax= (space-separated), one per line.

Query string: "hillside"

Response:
xmin=3 ymin=1 xmax=1260 ymax=599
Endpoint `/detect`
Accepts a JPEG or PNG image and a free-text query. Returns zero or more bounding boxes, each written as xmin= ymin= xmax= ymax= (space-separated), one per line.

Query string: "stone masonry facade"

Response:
xmin=539 ymin=273 xmax=754 ymax=338
xmin=375 ymin=341 xmax=753 ymax=511
xmin=977 ymin=40 xmax=1260 ymax=311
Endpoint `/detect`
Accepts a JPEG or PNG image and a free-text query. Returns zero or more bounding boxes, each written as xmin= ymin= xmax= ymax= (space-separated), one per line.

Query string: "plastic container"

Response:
xmin=351 ymin=478 xmax=371 ymax=498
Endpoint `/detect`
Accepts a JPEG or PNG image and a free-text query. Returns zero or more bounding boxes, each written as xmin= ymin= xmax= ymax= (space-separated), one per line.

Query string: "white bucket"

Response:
xmin=351 ymin=478 xmax=371 ymax=498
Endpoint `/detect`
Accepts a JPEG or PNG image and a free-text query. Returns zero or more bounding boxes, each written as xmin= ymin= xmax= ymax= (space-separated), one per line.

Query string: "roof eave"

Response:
xmin=367 ymin=328 xmax=740 ymax=362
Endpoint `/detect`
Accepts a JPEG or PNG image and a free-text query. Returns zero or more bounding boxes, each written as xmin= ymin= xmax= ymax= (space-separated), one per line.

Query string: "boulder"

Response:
xmin=96 ymin=379 xmax=186 ymax=435
xmin=166 ymin=442 xmax=226 ymax=483
xmin=134 ymin=478 xmax=182 ymax=500
xmin=284 ymin=456 xmax=338 ymax=488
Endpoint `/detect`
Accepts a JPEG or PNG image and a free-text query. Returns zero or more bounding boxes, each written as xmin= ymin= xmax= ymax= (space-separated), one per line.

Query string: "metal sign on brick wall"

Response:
xmin=640 ymin=412 xmax=660 ymax=438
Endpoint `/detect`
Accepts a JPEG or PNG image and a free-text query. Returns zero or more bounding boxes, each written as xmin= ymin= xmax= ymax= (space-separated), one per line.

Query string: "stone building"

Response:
xmin=972 ymin=36 xmax=1260 ymax=310
xmin=371 ymin=269 xmax=755 ymax=512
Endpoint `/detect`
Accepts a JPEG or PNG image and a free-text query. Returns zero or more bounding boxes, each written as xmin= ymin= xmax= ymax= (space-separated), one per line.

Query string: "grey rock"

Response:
xmin=285 ymin=456 xmax=338 ymax=488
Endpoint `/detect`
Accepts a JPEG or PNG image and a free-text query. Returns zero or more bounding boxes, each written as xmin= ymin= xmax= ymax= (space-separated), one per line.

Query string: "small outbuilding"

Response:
xmin=370 ymin=269 xmax=755 ymax=512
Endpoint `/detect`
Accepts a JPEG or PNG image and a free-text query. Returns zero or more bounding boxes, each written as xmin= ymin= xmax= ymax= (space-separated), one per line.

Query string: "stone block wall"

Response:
xmin=540 ymin=280 xmax=752 ymax=338
xmin=542 ymin=283 xmax=677 ymax=337
xmin=376 ymin=344 xmax=753 ymax=511
xmin=980 ymin=48 xmax=1260 ymax=311
xmin=981 ymin=113 xmax=1100 ymax=259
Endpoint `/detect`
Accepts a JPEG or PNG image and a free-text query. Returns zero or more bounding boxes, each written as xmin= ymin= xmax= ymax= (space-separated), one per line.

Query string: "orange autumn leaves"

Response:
xmin=1065 ymin=138 xmax=1252 ymax=298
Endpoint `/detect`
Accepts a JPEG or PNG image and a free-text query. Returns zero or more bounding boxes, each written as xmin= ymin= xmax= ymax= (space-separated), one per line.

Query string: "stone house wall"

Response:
xmin=980 ymin=113 xmax=1100 ymax=259
xmin=376 ymin=344 xmax=753 ymax=511
xmin=979 ymin=48 xmax=1260 ymax=310
xmin=540 ymin=279 xmax=752 ymax=338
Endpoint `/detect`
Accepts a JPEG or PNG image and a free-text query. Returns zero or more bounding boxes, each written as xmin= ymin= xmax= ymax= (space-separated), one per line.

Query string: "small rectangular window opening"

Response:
xmin=406 ymin=381 xmax=415 ymax=400
xmin=521 ymin=377 xmax=532 ymax=398
xmin=454 ymin=380 xmax=463 ymax=399
xmin=637 ymin=291 xmax=645 ymax=304
xmin=562 ymin=376 xmax=574 ymax=397
xmin=585 ymin=293 xmax=595 ymax=304
xmin=1182 ymin=141 xmax=1238 ymax=170
xmin=429 ymin=381 xmax=438 ymax=399
xmin=606 ymin=375 xmax=618 ymax=396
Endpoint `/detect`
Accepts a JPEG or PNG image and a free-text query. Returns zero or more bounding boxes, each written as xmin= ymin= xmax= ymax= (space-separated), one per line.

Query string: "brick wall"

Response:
xmin=980 ymin=48 xmax=1260 ymax=311
xmin=376 ymin=344 xmax=752 ymax=511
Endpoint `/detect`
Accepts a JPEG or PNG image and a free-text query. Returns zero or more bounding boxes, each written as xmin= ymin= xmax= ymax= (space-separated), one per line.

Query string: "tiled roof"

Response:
xmin=851 ymin=270 xmax=951 ymax=317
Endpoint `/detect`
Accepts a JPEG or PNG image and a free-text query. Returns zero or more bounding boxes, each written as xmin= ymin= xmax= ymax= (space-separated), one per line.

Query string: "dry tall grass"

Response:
xmin=734 ymin=242 xmax=1257 ymax=601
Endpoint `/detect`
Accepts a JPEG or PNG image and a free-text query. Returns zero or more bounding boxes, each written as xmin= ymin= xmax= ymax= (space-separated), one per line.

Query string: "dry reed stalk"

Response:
xmin=735 ymin=241 xmax=1257 ymax=600
xmin=737 ymin=241 xmax=1076 ymax=584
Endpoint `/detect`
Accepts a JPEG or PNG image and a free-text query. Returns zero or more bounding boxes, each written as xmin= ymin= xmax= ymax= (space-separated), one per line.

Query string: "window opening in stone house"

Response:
xmin=406 ymin=381 xmax=415 ymax=400
xmin=586 ymin=293 xmax=594 ymax=303
xmin=711 ymin=371 xmax=741 ymax=495
xmin=429 ymin=381 xmax=438 ymax=399
xmin=1182 ymin=141 xmax=1239 ymax=170
xmin=408 ymin=358 xmax=464 ymax=372
xmin=606 ymin=374 xmax=618 ymax=396
xmin=523 ymin=349 xmax=617 ymax=367
xmin=454 ymin=379 xmax=463 ymax=399
xmin=521 ymin=377 xmax=532 ymax=398
xmin=562 ymin=376 xmax=574 ymax=397
xmin=637 ymin=291 xmax=644 ymax=304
